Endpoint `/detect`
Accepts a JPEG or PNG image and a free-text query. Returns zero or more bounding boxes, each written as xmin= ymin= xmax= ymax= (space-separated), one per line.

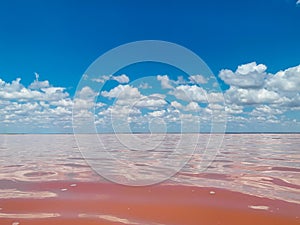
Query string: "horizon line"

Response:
xmin=1 ymin=132 xmax=300 ymax=135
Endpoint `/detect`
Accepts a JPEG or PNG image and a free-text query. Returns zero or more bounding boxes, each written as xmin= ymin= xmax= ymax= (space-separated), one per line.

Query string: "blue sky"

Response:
xmin=0 ymin=0 xmax=300 ymax=133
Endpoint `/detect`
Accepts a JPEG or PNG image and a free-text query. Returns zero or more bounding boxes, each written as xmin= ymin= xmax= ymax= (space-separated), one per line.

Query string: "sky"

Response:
xmin=0 ymin=0 xmax=300 ymax=133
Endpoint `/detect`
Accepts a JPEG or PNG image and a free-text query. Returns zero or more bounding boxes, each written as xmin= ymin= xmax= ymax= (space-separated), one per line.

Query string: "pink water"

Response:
xmin=0 ymin=134 xmax=299 ymax=224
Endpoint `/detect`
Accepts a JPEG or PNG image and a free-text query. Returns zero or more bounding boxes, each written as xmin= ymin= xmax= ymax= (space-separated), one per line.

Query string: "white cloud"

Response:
xmin=219 ymin=62 xmax=300 ymax=131
xmin=250 ymin=105 xmax=283 ymax=116
xmin=138 ymin=82 xmax=152 ymax=89
xmin=170 ymin=85 xmax=207 ymax=103
xmin=219 ymin=62 xmax=267 ymax=88
xmin=73 ymin=98 xmax=94 ymax=110
xmin=175 ymin=76 xmax=187 ymax=85
xmin=95 ymin=103 xmax=142 ymax=131
xmin=179 ymin=113 xmax=194 ymax=121
xmin=101 ymin=85 xmax=141 ymax=100
xmin=222 ymin=63 xmax=300 ymax=108
xmin=157 ymin=75 xmax=173 ymax=89
xmin=73 ymin=87 xmax=97 ymax=117
xmin=171 ymin=101 xmax=201 ymax=112
xmin=225 ymin=86 xmax=281 ymax=105
xmin=0 ymin=77 xmax=22 ymax=92
xmin=148 ymin=110 xmax=166 ymax=117
xmin=237 ymin=62 xmax=266 ymax=74
xmin=189 ymin=74 xmax=207 ymax=84
xmin=77 ymin=86 xmax=98 ymax=100
xmin=29 ymin=73 xmax=50 ymax=89
xmin=2 ymin=62 xmax=300 ymax=133
xmin=0 ymin=76 xmax=74 ymax=132
xmin=0 ymin=87 xmax=42 ymax=100
xmin=111 ymin=74 xmax=129 ymax=84
xmin=208 ymin=103 xmax=224 ymax=110
xmin=92 ymin=75 xmax=110 ymax=83
xmin=92 ymin=74 xmax=130 ymax=84
xmin=297 ymin=0 xmax=300 ymax=5
xmin=134 ymin=98 xmax=166 ymax=109
xmin=149 ymin=93 xmax=166 ymax=99
xmin=171 ymin=101 xmax=183 ymax=109
xmin=286 ymin=93 xmax=300 ymax=107
xmin=225 ymin=104 xmax=243 ymax=114
xmin=0 ymin=79 xmax=5 ymax=86
xmin=266 ymin=65 xmax=300 ymax=92
xmin=184 ymin=102 xmax=200 ymax=112
xmin=101 ymin=85 xmax=167 ymax=122
xmin=50 ymin=99 xmax=73 ymax=107
xmin=207 ymin=92 xmax=225 ymax=103
xmin=0 ymin=77 xmax=69 ymax=102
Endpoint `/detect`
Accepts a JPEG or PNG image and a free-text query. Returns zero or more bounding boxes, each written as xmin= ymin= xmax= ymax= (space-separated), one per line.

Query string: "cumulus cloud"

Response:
xmin=73 ymin=86 xmax=101 ymax=112
xmin=225 ymin=86 xmax=281 ymax=105
xmin=100 ymin=85 xmax=167 ymax=122
xmin=98 ymin=104 xmax=141 ymax=118
xmin=134 ymin=98 xmax=166 ymax=109
xmin=157 ymin=75 xmax=173 ymax=89
xmin=297 ymin=0 xmax=300 ymax=5
xmin=219 ymin=62 xmax=300 ymax=130
xmin=171 ymin=101 xmax=183 ymax=109
xmin=111 ymin=74 xmax=129 ymax=83
xmin=92 ymin=74 xmax=130 ymax=84
xmin=185 ymin=102 xmax=200 ymax=112
xmin=266 ymin=65 xmax=300 ymax=92
xmin=0 ymin=75 xmax=73 ymax=132
xmin=0 ymin=77 xmax=22 ymax=92
xmin=0 ymin=77 xmax=68 ymax=102
xmin=2 ymin=62 xmax=300 ymax=133
xmin=138 ymin=82 xmax=152 ymax=89
xmin=189 ymin=74 xmax=207 ymax=84
xmin=219 ymin=62 xmax=267 ymax=88
xmin=170 ymin=85 xmax=207 ymax=103
xmin=101 ymin=85 xmax=141 ymax=99
xmin=29 ymin=73 xmax=50 ymax=89
xmin=148 ymin=110 xmax=166 ymax=117
xmin=91 ymin=75 xmax=110 ymax=83
xmin=170 ymin=101 xmax=200 ymax=112
xmin=77 ymin=86 xmax=98 ymax=100
xmin=225 ymin=104 xmax=243 ymax=114
xmin=207 ymin=92 xmax=225 ymax=103
xmin=222 ymin=63 xmax=300 ymax=108
xmin=250 ymin=105 xmax=283 ymax=116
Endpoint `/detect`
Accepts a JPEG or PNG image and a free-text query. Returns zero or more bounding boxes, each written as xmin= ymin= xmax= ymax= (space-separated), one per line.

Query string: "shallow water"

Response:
xmin=0 ymin=134 xmax=299 ymax=225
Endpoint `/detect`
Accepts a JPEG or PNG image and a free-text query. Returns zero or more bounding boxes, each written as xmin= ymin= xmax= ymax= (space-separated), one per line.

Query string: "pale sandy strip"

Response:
xmin=78 ymin=213 xmax=165 ymax=225
xmin=248 ymin=205 xmax=270 ymax=210
xmin=0 ymin=189 xmax=57 ymax=199
xmin=0 ymin=213 xmax=60 ymax=219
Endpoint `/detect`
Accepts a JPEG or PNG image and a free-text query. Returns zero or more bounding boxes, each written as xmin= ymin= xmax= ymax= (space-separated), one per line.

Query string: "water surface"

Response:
xmin=0 ymin=134 xmax=299 ymax=225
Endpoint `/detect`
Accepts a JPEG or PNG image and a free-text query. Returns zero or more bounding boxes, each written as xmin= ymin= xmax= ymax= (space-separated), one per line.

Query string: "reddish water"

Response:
xmin=0 ymin=134 xmax=299 ymax=225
